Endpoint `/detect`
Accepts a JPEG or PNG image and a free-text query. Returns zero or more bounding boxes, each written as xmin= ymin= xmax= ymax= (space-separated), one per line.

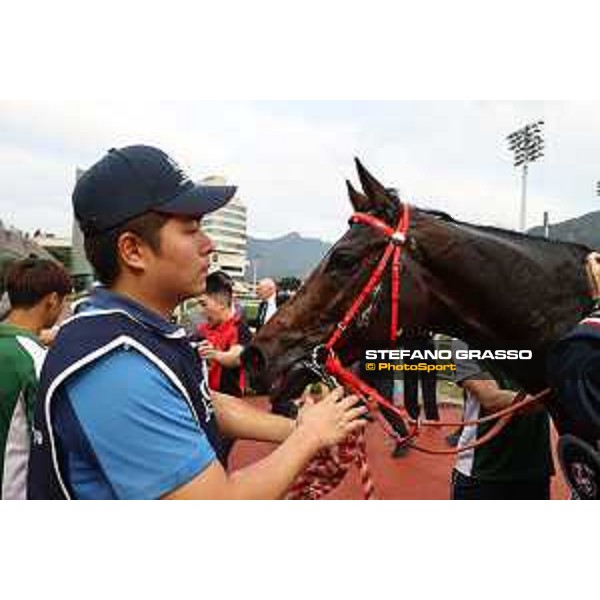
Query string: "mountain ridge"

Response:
xmin=528 ymin=209 xmax=600 ymax=249
xmin=247 ymin=209 xmax=600 ymax=280
xmin=247 ymin=232 xmax=331 ymax=279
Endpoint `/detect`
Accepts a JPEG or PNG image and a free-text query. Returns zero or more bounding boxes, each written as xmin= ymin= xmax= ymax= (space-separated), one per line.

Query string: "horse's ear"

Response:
xmin=346 ymin=180 xmax=370 ymax=213
xmin=355 ymin=158 xmax=399 ymax=216
xmin=355 ymin=158 xmax=388 ymax=198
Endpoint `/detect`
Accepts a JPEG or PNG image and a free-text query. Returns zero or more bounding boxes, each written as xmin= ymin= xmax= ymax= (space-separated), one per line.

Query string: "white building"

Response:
xmin=201 ymin=176 xmax=248 ymax=292
xmin=31 ymin=231 xmax=72 ymax=264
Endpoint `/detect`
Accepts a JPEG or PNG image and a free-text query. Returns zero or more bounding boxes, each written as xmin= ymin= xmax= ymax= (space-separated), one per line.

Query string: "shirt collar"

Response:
xmin=0 ymin=322 xmax=41 ymax=343
xmin=86 ymin=288 xmax=186 ymax=338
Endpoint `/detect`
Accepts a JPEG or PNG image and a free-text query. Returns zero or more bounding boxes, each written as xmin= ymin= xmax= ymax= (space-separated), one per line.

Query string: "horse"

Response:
xmin=245 ymin=159 xmax=599 ymax=447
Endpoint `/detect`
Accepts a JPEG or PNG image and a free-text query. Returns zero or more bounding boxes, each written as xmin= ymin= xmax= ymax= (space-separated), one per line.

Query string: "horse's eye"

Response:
xmin=333 ymin=251 xmax=357 ymax=270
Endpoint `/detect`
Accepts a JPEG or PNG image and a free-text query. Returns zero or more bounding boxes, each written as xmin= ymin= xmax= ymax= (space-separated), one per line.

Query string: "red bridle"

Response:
xmin=310 ymin=204 xmax=549 ymax=455
xmin=289 ymin=203 xmax=552 ymax=499
xmin=324 ymin=204 xmax=410 ymax=351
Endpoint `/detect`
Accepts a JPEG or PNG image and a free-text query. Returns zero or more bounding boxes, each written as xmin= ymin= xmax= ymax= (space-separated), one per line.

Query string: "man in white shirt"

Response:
xmin=256 ymin=278 xmax=278 ymax=330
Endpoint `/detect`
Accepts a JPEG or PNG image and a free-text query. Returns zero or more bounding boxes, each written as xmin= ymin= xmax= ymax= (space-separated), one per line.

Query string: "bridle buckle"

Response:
xmin=390 ymin=231 xmax=406 ymax=246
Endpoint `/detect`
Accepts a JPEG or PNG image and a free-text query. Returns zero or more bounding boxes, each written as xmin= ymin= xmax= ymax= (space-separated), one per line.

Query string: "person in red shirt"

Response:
xmin=197 ymin=271 xmax=252 ymax=460
xmin=196 ymin=271 xmax=251 ymax=397
xmin=196 ymin=272 xmax=252 ymax=464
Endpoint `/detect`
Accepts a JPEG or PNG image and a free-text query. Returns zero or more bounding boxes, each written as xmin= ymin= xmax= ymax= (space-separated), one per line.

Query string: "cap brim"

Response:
xmin=158 ymin=182 xmax=237 ymax=218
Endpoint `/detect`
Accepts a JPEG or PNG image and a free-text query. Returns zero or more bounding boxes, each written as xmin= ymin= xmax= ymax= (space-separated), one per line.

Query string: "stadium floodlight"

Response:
xmin=506 ymin=120 xmax=545 ymax=232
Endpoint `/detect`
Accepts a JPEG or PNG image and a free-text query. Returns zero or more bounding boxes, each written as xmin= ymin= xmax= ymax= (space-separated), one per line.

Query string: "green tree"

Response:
xmin=277 ymin=276 xmax=302 ymax=291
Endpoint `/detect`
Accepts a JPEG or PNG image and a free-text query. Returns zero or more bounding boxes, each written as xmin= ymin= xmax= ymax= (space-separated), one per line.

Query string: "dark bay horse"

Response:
xmin=246 ymin=160 xmax=598 ymax=439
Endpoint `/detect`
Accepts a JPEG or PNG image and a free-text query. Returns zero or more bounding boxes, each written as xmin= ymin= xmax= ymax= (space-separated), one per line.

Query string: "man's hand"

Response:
xmin=296 ymin=387 xmax=368 ymax=449
xmin=198 ymin=341 xmax=243 ymax=368
xmin=197 ymin=340 xmax=221 ymax=362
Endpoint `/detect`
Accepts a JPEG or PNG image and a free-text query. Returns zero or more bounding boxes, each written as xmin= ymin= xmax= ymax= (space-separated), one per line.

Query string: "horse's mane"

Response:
xmin=419 ymin=207 xmax=592 ymax=259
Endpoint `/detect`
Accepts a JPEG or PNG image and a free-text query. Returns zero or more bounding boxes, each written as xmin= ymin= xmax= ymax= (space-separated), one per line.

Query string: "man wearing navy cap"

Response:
xmin=27 ymin=145 xmax=366 ymax=500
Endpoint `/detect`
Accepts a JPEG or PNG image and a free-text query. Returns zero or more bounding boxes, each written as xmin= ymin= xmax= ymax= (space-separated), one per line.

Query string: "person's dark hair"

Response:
xmin=5 ymin=258 xmax=71 ymax=309
xmin=205 ymin=271 xmax=233 ymax=307
xmin=83 ymin=211 xmax=170 ymax=285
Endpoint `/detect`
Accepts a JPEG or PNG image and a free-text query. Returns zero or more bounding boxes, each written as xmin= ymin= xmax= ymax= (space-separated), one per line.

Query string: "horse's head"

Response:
xmin=244 ymin=160 xmax=456 ymax=401
xmin=245 ymin=160 xmax=593 ymax=401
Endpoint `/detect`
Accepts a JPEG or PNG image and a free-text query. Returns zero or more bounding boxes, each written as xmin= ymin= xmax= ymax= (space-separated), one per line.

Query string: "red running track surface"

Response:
xmin=229 ymin=404 xmax=570 ymax=500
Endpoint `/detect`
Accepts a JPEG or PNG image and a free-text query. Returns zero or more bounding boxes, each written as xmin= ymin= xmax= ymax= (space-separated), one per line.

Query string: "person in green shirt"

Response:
xmin=0 ymin=258 xmax=71 ymax=499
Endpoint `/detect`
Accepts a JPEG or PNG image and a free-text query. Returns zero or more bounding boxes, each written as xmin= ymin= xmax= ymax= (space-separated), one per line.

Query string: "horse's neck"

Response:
xmin=429 ymin=233 xmax=592 ymax=392
xmin=436 ymin=231 xmax=591 ymax=347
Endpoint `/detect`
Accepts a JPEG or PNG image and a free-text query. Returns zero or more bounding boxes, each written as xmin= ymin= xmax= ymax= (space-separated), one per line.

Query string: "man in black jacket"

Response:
xmin=255 ymin=278 xmax=278 ymax=331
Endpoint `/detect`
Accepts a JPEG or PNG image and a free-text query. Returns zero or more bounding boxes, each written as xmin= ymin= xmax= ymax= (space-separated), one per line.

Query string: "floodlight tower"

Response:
xmin=507 ymin=120 xmax=545 ymax=232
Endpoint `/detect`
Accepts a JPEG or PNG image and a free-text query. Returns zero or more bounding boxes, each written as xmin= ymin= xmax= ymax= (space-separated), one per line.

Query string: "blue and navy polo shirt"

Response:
xmin=55 ymin=289 xmax=217 ymax=499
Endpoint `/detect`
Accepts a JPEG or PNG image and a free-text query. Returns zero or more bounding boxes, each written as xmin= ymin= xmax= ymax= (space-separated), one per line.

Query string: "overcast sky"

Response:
xmin=1 ymin=100 xmax=599 ymax=242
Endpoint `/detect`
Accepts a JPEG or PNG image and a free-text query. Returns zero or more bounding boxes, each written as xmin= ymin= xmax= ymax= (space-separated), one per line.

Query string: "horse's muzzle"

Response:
xmin=242 ymin=343 xmax=321 ymax=406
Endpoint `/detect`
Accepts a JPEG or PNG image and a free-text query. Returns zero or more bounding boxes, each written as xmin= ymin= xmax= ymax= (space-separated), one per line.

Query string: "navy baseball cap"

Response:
xmin=73 ymin=145 xmax=237 ymax=234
